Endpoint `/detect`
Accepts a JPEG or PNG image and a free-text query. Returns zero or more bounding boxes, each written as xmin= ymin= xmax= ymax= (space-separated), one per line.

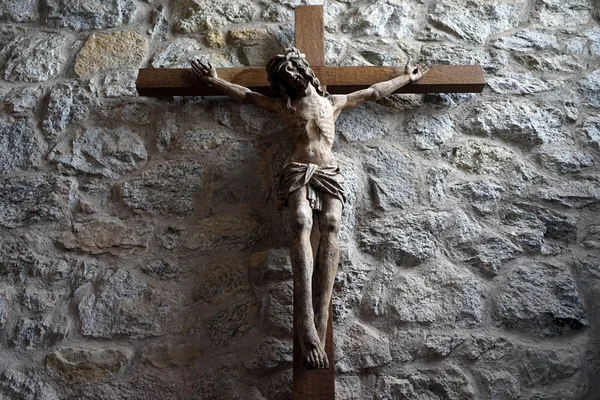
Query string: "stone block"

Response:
xmin=152 ymin=38 xmax=240 ymax=68
xmin=173 ymin=0 xmax=258 ymax=33
xmin=46 ymin=346 xmax=133 ymax=383
xmin=487 ymin=74 xmax=560 ymax=95
xmin=120 ymin=161 xmax=204 ymax=216
xmin=0 ymin=32 xmax=67 ymax=82
xmin=2 ymin=86 xmax=42 ymax=114
xmin=46 ymin=0 xmax=136 ymax=31
xmin=580 ymin=70 xmax=600 ymax=108
xmin=141 ymin=344 xmax=201 ymax=368
xmin=242 ymin=336 xmax=292 ymax=370
xmin=537 ymin=148 xmax=594 ymax=174
xmin=192 ymin=258 xmax=250 ymax=304
xmin=50 ymin=127 xmax=147 ymax=178
xmin=408 ymin=113 xmax=456 ymax=150
xmin=533 ymin=0 xmax=592 ymax=27
xmin=336 ymin=322 xmax=392 ymax=373
xmin=336 ymin=102 xmax=393 ymax=142
xmin=184 ymin=213 xmax=263 ymax=251
xmin=0 ymin=0 xmax=40 ymax=22
xmin=74 ymin=31 xmax=148 ymax=76
xmin=494 ymin=263 xmax=588 ymax=336
xmin=42 ymin=81 xmax=88 ymax=141
xmin=342 ymin=1 xmax=416 ymax=39
xmin=0 ymin=175 xmax=75 ymax=228
xmin=58 ymin=217 xmax=153 ymax=254
xmin=0 ymin=368 xmax=59 ymax=400
xmin=428 ymin=0 xmax=527 ymax=43
xmin=0 ymin=118 xmax=44 ymax=174
xmin=492 ymin=28 xmax=559 ymax=52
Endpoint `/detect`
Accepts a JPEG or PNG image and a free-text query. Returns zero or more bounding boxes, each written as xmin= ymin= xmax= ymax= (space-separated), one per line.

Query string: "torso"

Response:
xmin=278 ymin=93 xmax=337 ymax=167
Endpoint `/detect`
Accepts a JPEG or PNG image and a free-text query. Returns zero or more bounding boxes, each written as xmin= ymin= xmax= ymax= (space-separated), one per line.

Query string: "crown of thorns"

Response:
xmin=266 ymin=47 xmax=327 ymax=98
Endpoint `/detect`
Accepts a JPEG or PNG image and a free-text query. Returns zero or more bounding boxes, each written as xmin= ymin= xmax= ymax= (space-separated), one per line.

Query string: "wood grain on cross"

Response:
xmin=136 ymin=5 xmax=484 ymax=400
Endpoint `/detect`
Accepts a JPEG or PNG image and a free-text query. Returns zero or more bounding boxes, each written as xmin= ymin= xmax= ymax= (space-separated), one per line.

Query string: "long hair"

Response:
xmin=266 ymin=47 xmax=329 ymax=110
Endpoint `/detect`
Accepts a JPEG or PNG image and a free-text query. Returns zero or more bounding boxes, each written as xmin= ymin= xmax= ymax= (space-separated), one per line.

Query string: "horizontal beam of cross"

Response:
xmin=135 ymin=65 xmax=485 ymax=97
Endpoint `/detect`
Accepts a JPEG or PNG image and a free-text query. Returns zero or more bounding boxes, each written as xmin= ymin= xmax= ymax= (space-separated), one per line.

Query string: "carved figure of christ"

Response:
xmin=191 ymin=50 xmax=429 ymax=369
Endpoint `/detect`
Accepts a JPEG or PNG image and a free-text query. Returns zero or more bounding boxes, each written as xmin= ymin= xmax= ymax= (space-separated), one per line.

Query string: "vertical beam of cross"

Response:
xmin=292 ymin=7 xmax=336 ymax=400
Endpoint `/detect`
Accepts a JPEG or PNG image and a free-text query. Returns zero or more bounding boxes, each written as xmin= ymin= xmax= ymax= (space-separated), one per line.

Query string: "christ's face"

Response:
xmin=277 ymin=63 xmax=309 ymax=95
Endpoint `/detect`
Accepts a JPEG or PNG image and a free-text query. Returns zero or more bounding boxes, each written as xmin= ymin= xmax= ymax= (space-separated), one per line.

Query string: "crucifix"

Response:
xmin=137 ymin=5 xmax=484 ymax=399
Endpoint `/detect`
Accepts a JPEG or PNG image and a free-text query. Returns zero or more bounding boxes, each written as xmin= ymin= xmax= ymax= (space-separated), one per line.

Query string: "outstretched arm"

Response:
xmin=332 ymin=62 xmax=430 ymax=117
xmin=191 ymin=59 xmax=284 ymax=114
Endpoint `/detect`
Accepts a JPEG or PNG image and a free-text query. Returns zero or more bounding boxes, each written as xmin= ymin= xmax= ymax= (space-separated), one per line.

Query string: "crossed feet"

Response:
xmin=298 ymin=316 xmax=329 ymax=370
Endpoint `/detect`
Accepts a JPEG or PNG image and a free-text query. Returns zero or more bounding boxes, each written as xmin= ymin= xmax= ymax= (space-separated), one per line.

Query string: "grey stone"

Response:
xmin=518 ymin=346 xmax=582 ymax=387
xmin=205 ymin=297 xmax=258 ymax=347
xmin=13 ymin=314 xmax=67 ymax=349
xmin=363 ymin=145 xmax=418 ymax=210
xmin=451 ymin=180 xmax=504 ymax=216
xmin=120 ymin=162 xmax=204 ymax=216
xmin=46 ymin=0 xmax=136 ymax=31
xmin=492 ymin=28 xmax=559 ymax=52
xmin=325 ymin=36 xmax=347 ymax=65
xmin=585 ymin=27 xmax=600 ymax=55
xmin=0 ymin=175 xmax=75 ymax=228
xmin=503 ymin=203 xmax=578 ymax=247
xmin=581 ymin=116 xmax=600 ymax=149
xmin=173 ymin=0 xmax=258 ymax=33
xmin=77 ymin=268 xmax=172 ymax=338
xmin=333 ymin=246 xmax=372 ymax=323
xmin=2 ymin=86 xmax=42 ymax=114
xmin=46 ymin=346 xmax=133 ymax=383
xmin=362 ymin=259 xmax=485 ymax=327
xmin=421 ymin=44 xmax=506 ymax=72
xmin=537 ymin=148 xmax=594 ymax=174
xmin=22 ymin=287 xmax=59 ymax=312
xmin=428 ymin=0 xmax=526 ymax=43
xmin=427 ymin=167 xmax=449 ymax=205
xmin=141 ymin=344 xmax=201 ymax=368
xmin=463 ymin=99 xmax=566 ymax=146
xmin=256 ymin=281 xmax=292 ymax=336
xmin=487 ymin=74 xmax=560 ymax=95
xmin=58 ymin=217 xmax=153 ymax=254
xmin=148 ymin=5 xmax=169 ymax=41
xmin=249 ymin=248 xmax=292 ymax=285
xmin=376 ymin=365 xmax=475 ymax=400
xmin=214 ymin=100 xmax=282 ymax=136
xmin=0 ymin=0 xmax=40 ymax=22
xmin=408 ymin=113 xmax=457 ymax=150
xmin=192 ymin=258 xmax=250 ymax=304
xmin=0 ymin=294 xmax=6 ymax=328
xmin=566 ymin=37 xmax=587 ymax=54
xmin=476 ymin=370 xmax=521 ymax=399
xmin=336 ymin=103 xmax=393 ymax=142
xmin=152 ymin=38 xmax=240 ymax=69
xmin=50 ymin=127 xmax=147 ymax=178
xmin=184 ymin=213 xmax=264 ymax=251
xmin=336 ymin=376 xmax=362 ymax=400
xmin=242 ymin=336 xmax=292 ymax=369
xmin=0 ymin=368 xmax=59 ymax=400
xmin=580 ymin=70 xmax=600 ymax=108
xmin=336 ymin=322 xmax=392 ymax=373
xmin=42 ymin=82 xmax=88 ymax=141
xmin=0 ymin=118 xmax=45 ymax=174
xmin=514 ymin=53 xmax=584 ymax=73
xmin=342 ymin=1 xmax=416 ymax=39
xmin=534 ymin=0 xmax=592 ymax=27
xmin=459 ymin=236 xmax=522 ymax=277
xmin=582 ymin=225 xmax=600 ymax=249
xmin=494 ymin=263 xmax=588 ymax=336
xmin=101 ymin=70 xmax=138 ymax=97
xmin=0 ymin=32 xmax=67 ymax=82
xmin=422 ymin=333 xmax=467 ymax=358
xmin=141 ymin=259 xmax=180 ymax=280
xmin=539 ymin=181 xmax=600 ymax=208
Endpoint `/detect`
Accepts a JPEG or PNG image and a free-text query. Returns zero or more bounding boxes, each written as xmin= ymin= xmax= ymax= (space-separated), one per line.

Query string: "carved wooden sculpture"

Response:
xmin=192 ymin=50 xmax=428 ymax=370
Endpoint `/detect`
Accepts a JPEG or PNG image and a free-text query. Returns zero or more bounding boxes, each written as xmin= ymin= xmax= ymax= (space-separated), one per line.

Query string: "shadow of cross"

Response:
xmin=136 ymin=5 xmax=485 ymax=400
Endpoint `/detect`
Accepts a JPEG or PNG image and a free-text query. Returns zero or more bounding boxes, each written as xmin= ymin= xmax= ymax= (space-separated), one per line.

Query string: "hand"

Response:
xmin=191 ymin=59 xmax=217 ymax=81
xmin=405 ymin=61 xmax=430 ymax=82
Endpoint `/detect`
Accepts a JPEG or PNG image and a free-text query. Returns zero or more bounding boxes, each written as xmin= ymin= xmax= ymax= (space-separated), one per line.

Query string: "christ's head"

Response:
xmin=266 ymin=47 xmax=328 ymax=108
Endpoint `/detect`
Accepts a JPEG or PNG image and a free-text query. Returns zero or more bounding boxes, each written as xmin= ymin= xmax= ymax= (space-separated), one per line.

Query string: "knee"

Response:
xmin=319 ymin=211 xmax=341 ymax=234
xmin=291 ymin=209 xmax=313 ymax=233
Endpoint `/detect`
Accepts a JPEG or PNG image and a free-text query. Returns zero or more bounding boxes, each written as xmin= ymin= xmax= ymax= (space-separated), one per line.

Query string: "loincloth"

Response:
xmin=276 ymin=162 xmax=345 ymax=211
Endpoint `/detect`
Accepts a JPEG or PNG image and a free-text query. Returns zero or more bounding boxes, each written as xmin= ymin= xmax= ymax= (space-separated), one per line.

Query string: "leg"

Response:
xmin=288 ymin=187 xmax=328 ymax=369
xmin=313 ymin=194 xmax=343 ymax=350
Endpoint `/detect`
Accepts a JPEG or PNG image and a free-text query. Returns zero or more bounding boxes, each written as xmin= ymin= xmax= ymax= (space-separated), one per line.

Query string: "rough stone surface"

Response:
xmin=0 ymin=368 xmax=60 ymax=400
xmin=487 ymin=74 xmax=560 ymax=94
xmin=184 ymin=214 xmax=263 ymax=251
xmin=0 ymin=0 xmax=40 ymax=23
xmin=0 ymin=32 xmax=68 ymax=82
xmin=46 ymin=346 xmax=133 ymax=383
xmin=120 ymin=162 xmax=204 ymax=216
xmin=428 ymin=0 xmax=527 ymax=43
xmin=152 ymin=38 xmax=240 ymax=68
xmin=141 ymin=344 xmax=201 ymax=368
xmin=74 ymin=31 xmax=148 ymax=76
xmin=342 ymin=2 xmax=416 ymax=39
xmin=337 ymin=322 xmax=392 ymax=373
xmin=58 ymin=217 xmax=153 ymax=254
xmin=463 ymin=99 xmax=566 ymax=146
xmin=494 ymin=263 xmax=588 ymax=336
xmin=582 ymin=116 xmax=600 ymax=149
xmin=492 ymin=28 xmax=559 ymax=52
xmin=46 ymin=0 xmax=136 ymax=31
xmin=50 ymin=127 xmax=147 ymax=178
xmin=173 ymin=0 xmax=258 ymax=32
xmin=580 ymin=70 xmax=600 ymax=108
xmin=533 ymin=0 xmax=592 ymax=27
xmin=336 ymin=103 xmax=394 ymax=142
xmin=0 ymin=118 xmax=44 ymax=174
xmin=0 ymin=175 xmax=75 ymax=228
xmin=408 ymin=113 xmax=457 ymax=150
xmin=42 ymin=82 xmax=88 ymax=141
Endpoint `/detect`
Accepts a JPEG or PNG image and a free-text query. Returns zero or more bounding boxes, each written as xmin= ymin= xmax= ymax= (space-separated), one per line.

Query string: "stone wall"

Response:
xmin=1 ymin=0 xmax=599 ymax=399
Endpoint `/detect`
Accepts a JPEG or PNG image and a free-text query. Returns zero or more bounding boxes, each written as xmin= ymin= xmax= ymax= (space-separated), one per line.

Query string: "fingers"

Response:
xmin=191 ymin=58 xmax=212 ymax=75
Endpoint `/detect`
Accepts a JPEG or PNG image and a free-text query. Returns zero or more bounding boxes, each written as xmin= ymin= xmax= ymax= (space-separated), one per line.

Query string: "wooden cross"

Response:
xmin=137 ymin=5 xmax=484 ymax=400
